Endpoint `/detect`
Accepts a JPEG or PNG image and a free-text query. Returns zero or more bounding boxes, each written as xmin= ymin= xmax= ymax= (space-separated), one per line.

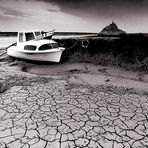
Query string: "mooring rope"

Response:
xmin=65 ymin=40 xmax=79 ymax=50
xmin=81 ymin=40 xmax=89 ymax=49
xmin=6 ymin=42 xmax=16 ymax=49
xmin=64 ymin=39 xmax=89 ymax=50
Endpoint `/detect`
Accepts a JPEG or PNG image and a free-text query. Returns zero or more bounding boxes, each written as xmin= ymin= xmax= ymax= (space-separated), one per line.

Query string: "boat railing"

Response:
xmin=42 ymin=29 xmax=55 ymax=38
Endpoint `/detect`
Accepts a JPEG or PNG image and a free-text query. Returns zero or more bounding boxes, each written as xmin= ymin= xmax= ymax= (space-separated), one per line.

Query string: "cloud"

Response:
xmin=46 ymin=3 xmax=60 ymax=12
xmin=33 ymin=0 xmax=146 ymax=7
xmin=0 ymin=0 xmax=148 ymax=32
xmin=0 ymin=6 xmax=29 ymax=18
xmin=47 ymin=8 xmax=59 ymax=12
xmin=6 ymin=0 xmax=147 ymax=19
xmin=30 ymin=0 xmax=148 ymax=18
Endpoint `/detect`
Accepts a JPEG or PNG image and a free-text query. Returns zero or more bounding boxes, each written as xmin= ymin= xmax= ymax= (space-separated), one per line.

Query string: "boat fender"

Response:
xmin=59 ymin=40 xmax=66 ymax=47
xmin=81 ymin=40 xmax=89 ymax=48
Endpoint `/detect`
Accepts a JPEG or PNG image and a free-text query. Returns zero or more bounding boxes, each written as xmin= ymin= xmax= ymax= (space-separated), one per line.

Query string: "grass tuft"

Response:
xmin=0 ymin=82 xmax=9 ymax=93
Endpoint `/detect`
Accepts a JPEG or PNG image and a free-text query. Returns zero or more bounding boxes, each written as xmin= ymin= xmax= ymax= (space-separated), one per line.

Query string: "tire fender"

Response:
xmin=59 ymin=40 xmax=66 ymax=47
xmin=81 ymin=40 xmax=89 ymax=48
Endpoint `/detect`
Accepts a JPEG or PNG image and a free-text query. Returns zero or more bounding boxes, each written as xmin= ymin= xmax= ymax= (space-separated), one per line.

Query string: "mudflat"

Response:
xmin=0 ymin=49 xmax=148 ymax=148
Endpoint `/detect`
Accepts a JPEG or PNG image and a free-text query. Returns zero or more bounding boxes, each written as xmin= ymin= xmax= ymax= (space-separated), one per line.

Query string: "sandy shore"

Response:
xmin=0 ymin=49 xmax=148 ymax=148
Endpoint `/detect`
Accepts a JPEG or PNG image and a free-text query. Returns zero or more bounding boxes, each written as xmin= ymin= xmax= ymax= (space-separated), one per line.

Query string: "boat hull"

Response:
xmin=7 ymin=47 xmax=65 ymax=63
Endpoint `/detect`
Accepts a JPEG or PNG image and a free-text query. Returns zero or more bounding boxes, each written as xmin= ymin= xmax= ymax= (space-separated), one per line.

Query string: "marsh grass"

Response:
xmin=66 ymin=50 xmax=148 ymax=72
xmin=59 ymin=33 xmax=148 ymax=72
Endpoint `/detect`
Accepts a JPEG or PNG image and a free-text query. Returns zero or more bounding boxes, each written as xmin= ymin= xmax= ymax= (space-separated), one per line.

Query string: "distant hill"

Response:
xmin=99 ymin=22 xmax=126 ymax=35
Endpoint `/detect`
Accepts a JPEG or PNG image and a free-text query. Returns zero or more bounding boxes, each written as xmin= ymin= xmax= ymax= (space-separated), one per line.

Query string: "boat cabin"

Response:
xmin=17 ymin=31 xmax=42 ymax=43
xmin=15 ymin=30 xmax=59 ymax=52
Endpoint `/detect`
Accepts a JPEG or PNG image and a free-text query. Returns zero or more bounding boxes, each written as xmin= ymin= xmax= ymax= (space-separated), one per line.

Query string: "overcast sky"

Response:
xmin=0 ymin=0 xmax=148 ymax=32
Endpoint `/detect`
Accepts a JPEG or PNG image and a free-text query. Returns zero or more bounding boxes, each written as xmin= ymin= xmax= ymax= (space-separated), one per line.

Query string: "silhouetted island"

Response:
xmin=99 ymin=22 xmax=126 ymax=36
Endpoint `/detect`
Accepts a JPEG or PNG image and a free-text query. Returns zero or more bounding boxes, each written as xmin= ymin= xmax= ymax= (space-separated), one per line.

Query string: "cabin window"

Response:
xmin=35 ymin=32 xmax=41 ymax=36
xmin=51 ymin=43 xmax=58 ymax=48
xmin=19 ymin=33 xmax=23 ymax=42
xmin=24 ymin=45 xmax=37 ymax=51
xmin=35 ymin=32 xmax=42 ymax=39
xmin=38 ymin=44 xmax=52 ymax=50
xmin=25 ymin=33 xmax=35 ymax=41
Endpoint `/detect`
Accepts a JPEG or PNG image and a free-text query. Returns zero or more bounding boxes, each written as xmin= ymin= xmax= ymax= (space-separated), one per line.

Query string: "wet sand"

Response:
xmin=0 ymin=48 xmax=148 ymax=148
xmin=24 ymin=62 xmax=148 ymax=93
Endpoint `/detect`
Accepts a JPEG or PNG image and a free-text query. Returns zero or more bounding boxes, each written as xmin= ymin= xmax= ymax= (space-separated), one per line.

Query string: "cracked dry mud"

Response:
xmin=0 ymin=65 xmax=148 ymax=148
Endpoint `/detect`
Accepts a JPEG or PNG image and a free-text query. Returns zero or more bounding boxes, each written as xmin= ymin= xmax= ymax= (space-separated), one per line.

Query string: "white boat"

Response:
xmin=7 ymin=30 xmax=65 ymax=63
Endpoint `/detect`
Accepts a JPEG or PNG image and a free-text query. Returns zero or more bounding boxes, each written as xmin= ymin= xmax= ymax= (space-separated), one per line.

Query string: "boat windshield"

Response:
xmin=38 ymin=44 xmax=52 ymax=50
xmin=25 ymin=33 xmax=35 ymax=41
xmin=51 ymin=43 xmax=58 ymax=48
xmin=35 ymin=32 xmax=41 ymax=36
xmin=24 ymin=45 xmax=37 ymax=51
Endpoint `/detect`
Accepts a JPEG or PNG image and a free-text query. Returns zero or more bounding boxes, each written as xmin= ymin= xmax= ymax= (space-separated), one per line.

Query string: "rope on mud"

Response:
xmin=6 ymin=42 xmax=17 ymax=49
xmin=0 ymin=42 xmax=17 ymax=55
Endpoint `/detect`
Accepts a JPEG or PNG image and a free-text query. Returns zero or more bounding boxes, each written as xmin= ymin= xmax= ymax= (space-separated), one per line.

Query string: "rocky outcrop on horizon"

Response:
xmin=100 ymin=22 xmax=126 ymax=35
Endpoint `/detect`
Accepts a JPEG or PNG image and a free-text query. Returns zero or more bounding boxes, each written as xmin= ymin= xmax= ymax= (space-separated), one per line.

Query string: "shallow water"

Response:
xmin=0 ymin=37 xmax=16 ymax=48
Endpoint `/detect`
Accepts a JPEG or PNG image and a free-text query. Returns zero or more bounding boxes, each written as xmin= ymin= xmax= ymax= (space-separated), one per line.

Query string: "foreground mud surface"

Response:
xmin=0 ymin=56 xmax=148 ymax=148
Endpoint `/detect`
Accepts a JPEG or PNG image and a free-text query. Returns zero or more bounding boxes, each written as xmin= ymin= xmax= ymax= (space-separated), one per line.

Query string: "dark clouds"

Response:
xmin=33 ymin=0 xmax=148 ymax=18
xmin=1 ymin=0 xmax=148 ymax=32
xmin=38 ymin=0 xmax=148 ymax=33
xmin=26 ymin=0 xmax=148 ymax=14
xmin=35 ymin=0 xmax=146 ymax=8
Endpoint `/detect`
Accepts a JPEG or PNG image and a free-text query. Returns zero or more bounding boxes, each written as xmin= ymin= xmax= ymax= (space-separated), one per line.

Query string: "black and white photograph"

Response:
xmin=0 ymin=0 xmax=148 ymax=148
